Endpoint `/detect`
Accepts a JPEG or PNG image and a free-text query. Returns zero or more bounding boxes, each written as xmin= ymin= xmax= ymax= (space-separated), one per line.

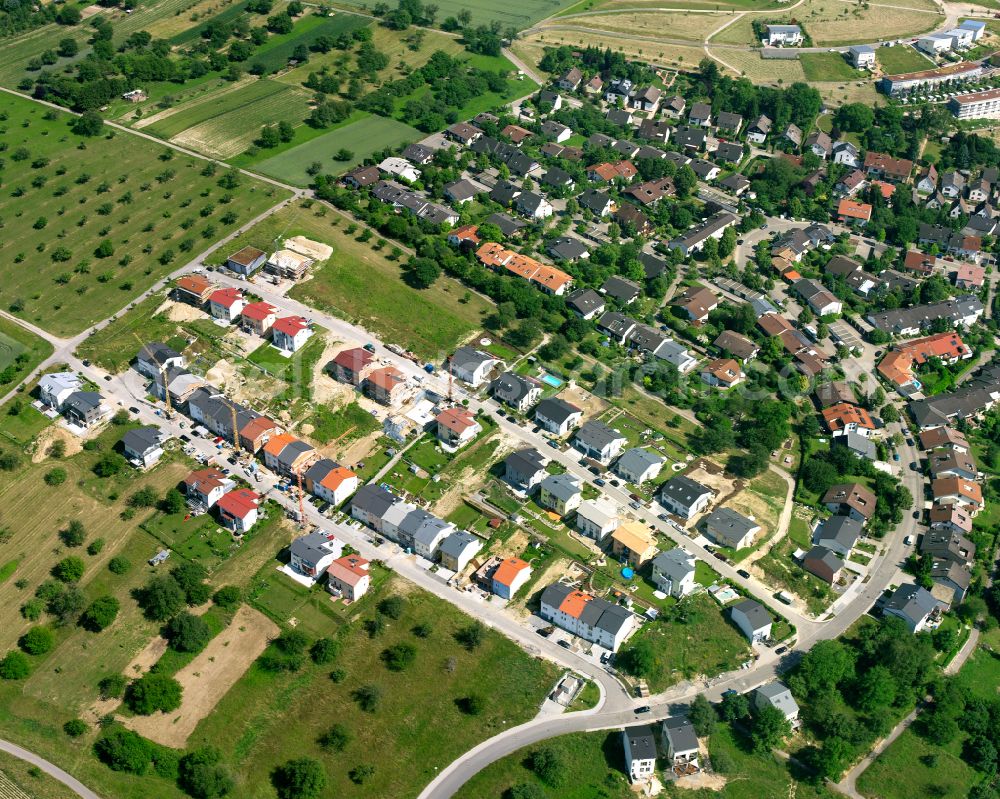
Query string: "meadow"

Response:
xmin=331 ymin=0 xmax=579 ymax=28
xmin=799 ymin=52 xmax=863 ymax=82
xmin=210 ymin=201 xmax=493 ymax=357
xmin=0 ymin=94 xmax=288 ymax=337
xmin=877 ymin=43 xmax=936 ymax=74
xmin=547 ymin=11 xmax=735 ymax=41
xmin=246 ymin=13 xmax=368 ymax=73
xmin=0 ymin=318 xmax=53 ymax=389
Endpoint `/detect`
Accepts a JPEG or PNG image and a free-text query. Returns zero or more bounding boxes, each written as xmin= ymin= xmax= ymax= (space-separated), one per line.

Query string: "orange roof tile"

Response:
xmin=558 ymin=590 xmax=593 ymax=619
xmin=493 ymin=557 xmax=531 ymax=587
xmin=263 ymin=432 xmax=297 ymax=457
xmin=821 ymin=402 xmax=875 ymax=432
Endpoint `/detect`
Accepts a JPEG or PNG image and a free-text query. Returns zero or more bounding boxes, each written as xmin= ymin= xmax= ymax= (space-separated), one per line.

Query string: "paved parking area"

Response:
xmin=828 ymin=320 xmax=863 ymax=350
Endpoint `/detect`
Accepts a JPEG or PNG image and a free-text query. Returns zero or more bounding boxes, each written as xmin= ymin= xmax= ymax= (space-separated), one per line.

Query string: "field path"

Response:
xmin=0 ymin=740 xmax=102 ymax=799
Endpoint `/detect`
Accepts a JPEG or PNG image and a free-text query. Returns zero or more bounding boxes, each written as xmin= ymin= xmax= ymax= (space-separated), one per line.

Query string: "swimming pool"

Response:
xmin=541 ymin=374 xmax=563 ymax=388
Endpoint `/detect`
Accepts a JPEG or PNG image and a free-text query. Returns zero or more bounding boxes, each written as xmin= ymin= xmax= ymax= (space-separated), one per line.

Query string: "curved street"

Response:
xmin=0 ymin=739 xmax=102 ymax=799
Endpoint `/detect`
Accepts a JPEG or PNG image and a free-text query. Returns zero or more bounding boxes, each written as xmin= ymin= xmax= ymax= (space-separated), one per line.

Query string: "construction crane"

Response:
xmin=446 ymin=356 xmax=453 ymax=404
xmin=220 ymin=398 xmax=240 ymax=453
xmin=295 ymin=465 xmax=306 ymax=528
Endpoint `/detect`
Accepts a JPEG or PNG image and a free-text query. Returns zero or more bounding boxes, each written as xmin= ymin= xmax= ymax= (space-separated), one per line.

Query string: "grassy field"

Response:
xmin=331 ymin=0 xmax=579 ymax=27
xmin=558 ymin=0 xmax=789 ymax=12
xmin=0 ymin=750 xmax=80 ymax=799
xmin=518 ymin=29 xmax=709 ymax=70
xmin=800 ymin=52 xmax=863 ymax=81
xmin=708 ymin=47 xmax=806 ymax=81
xmin=253 ymin=115 xmax=424 ymax=184
xmin=249 ymin=13 xmax=369 ymax=73
xmin=0 ymin=94 xmax=288 ymax=337
xmin=545 ymin=10 xmax=729 ymax=40
xmin=877 ymin=43 xmax=935 ymax=73
xmin=189 ymin=576 xmax=559 ymax=798
xmin=75 ymin=292 xmax=186 ymax=373
xmin=455 ymin=732 xmax=633 ymax=799
xmin=856 ymin=726 xmax=978 ymax=799
xmin=211 ymin=201 xmax=492 ymax=358
xmin=0 ymin=317 xmax=53 ymax=387
xmin=306 ymin=402 xmax=380 ymax=445
xmin=618 ymin=593 xmax=750 ymax=691
xmin=0 ymin=24 xmax=92 ymax=89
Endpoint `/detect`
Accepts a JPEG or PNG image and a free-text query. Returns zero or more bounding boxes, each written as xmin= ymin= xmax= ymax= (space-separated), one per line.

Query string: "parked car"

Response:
xmin=737 ymin=569 xmax=750 ymax=579
xmin=557 ymin=639 xmax=571 ymax=649
xmin=912 ymin=510 xmax=921 ymax=519
xmin=547 ymin=440 xmax=559 ymax=449
xmin=594 ymin=478 xmax=606 ymax=487
xmin=634 ymin=705 xmax=651 ymax=714
xmin=128 ymin=406 xmax=140 ymax=414
xmin=610 ymin=479 xmax=621 ymax=487
xmin=629 ymin=501 xmax=641 ymax=510
xmin=775 ymin=646 xmax=788 ymax=655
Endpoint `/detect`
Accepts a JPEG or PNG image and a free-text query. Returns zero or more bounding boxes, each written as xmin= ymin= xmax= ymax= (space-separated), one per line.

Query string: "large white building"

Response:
xmin=949 ymin=87 xmax=1000 ymax=120
xmin=539 ymin=583 xmax=637 ymax=652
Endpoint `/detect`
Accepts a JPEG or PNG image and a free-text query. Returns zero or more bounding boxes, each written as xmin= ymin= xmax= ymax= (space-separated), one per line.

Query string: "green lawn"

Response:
xmin=0 ymin=316 xmax=53 ymax=388
xmin=617 ymin=593 xmax=751 ymax=691
xmin=253 ymin=115 xmax=424 ymax=185
xmin=856 ymin=727 xmax=978 ymax=799
xmin=211 ymin=201 xmax=492 ymax=358
xmin=331 ymin=0 xmax=580 ymax=27
xmin=800 ymin=52 xmax=863 ymax=82
xmin=248 ymin=13 xmax=369 ymax=73
xmin=75 ymin=292 xmax=182 ymax=373
xmin=0 ymin=749 xmax=81 ymax=799
xmin=0 ymin=93 xmax=289 ymax=337
xmin=306 ymin=402 xmax=380 ymax=445
xmin=193 ymin=576 xmax=559 ymax=798
xmin=145 ymin=79 xmax=294 ymax=140
xmin=876 ymin=43 xmax=934 ymax=74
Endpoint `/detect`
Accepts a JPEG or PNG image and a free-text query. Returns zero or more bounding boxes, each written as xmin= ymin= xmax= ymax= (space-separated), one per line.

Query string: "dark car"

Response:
xmin=634 ymin=705 xmax=651 ymax=714
xmin=913 ymin=510 xmax=921 ymax=519
xmin=714 ymin=552 xmax=728 ymax=562
xmin=179 ymin=434 xmax=191 ymax=443
xmin=557 ymin=639 xmax=571 ymax=649
xmin=103 ymin=375 xmax=112 ymax=382
xmin=737 ymin=569 xmax=750 ymax=579
xmin=775 ymin=646 xmax=788 ymax=655
xmin=128 ymin=406 xmax=140 ymax=414
xmin=629 ymin=493 xmax=642 ymax=502
xmin=547 ymin=440 xmax=559 ymax=449
xmin=610 ymin=479 xmax=621 ymax=487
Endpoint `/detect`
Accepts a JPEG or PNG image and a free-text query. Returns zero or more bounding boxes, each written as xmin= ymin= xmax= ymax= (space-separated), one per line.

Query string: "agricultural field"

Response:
xmin=543 ymin=10 xmax=730 ymax=41
xmin=800 ymin=52 xmax=864 ymax=82
xmin=253 ymin=115 xmax=423 ymax=184
xmin=332 ymin=0 xmax=579 ymax=28
xmin=707 ymin=47 xmax=806 ymax=81
xmin=558 ymin=0 xmax=789 ymax=13
xmin=0 ymin=318 xmax=53 ymax=390
xmin=517 ymin=29 xmax=709 ymax=71
xmin=210 ymin=201 xmax=493 ymax=358
xmin=187 ymin=577 xmax=559 ymax=798
xmin=877 ymin=43 xmax=936 ymax=73
xmin=0 ymin=94 xmax=289 ymax=337
xmin=0 ymin=23 xmax=92 ymax=89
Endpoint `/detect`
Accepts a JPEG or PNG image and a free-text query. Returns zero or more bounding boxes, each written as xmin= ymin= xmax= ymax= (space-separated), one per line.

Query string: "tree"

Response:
xmin=99 ymin=674 xmax=127 ymax=699
xmin=58 ymin=37 xmax=79 ymax=57
xmin=834 ymin=103 xmax=875 ymax=132
xmin=79 ymin=596 xmax=120 ymax=632
xmin=856 ymin=664 xmax=896 ymax=712
xmin=18 ymin=626 xmax=54 ymax=655
xmin=212 ymin=585 xmax=241 ymax=611
xmin=45 ymin=467 xmax=67 ymax=486
xmin=94 ymin=726 xmax=152 ymax=774
xmin=377 ymin=596 xmax=405 ymax=619
xmin=318 ymin=723 xmax=351 ymax=752
xmin=348 ymin=764 xmax=375 ymax=785
xmin=165 ymin=612 xmax=211 ymax=653
xmin=381 ymin=642 xmax=417 ymax=671
xmin=108 ymin=556 xmax=131 ymax=575
xmin=353 ymin=684 xmax=381 ymax=712
xmin=272 ymin=758 xmax=326 ymax=799
xmin=529 ymin=747 xmax=566 ymax=787
xmin=60 ymin=520 xmax=86 ymax=547
xmin=162 ymin=488 xmax=185 ymax=514
xmin=310 ymin=637 xmax=338 ymax=665
xmin=459 ymin=693 xmax=486 ymax=715
xmin=94 ymin=451 xmax=126 ymax=477
xmin=812 ymin=736 xmax=853 ymax=781
xmin=0 ymin=651 xmax=31 ymax=680
xmin=922 ymin=709 xmax=959 ymax=745
xmin=137 ymin=575 xmax=186 ymax=621
xmin=53 ymin=556 xmax=85 ymax=583
xmin=719 ymin=690 xmax=750 ymax=722
xmin=688 ymin=694 xmax=716 ymax=737
xmin=880 ymin=404 xmax=900 ymax=423
xmin=618 ymin=637 xmax=656 ymax=678
xmin=125 ymin=673 xmax=183 ymax=715
xmin=64 ymin=719 xmax=88 ymax=737
xmin=750 ymin=705 xmax=791 ymax=752
xmin=504 ymin=784 xmax=544 ymax=799
xmin=94 ymin=239 xmax=115 ymax=259
xmin=404 ymin=257 xmax=441 ymax=289
xmin=455 ymin=622 xmax=484 ymax=651
xmin=172 ymin=561 xmax=211 ymax=605
xmin=178 ymin=747 xmax=234 ymax=799
xmin=129 ymin=487 xmax=159 ymax=508
xmin=72 ymin=111 xmax=103 ymax=137
xmin=793 ymin=639 xmax=854 ymax=697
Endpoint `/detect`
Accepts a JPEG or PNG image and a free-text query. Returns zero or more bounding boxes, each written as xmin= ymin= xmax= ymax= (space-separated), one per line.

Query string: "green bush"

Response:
xmin=52 ymin=556 xmax=85 ymax=583
xmin=64 ymin=718 xmax=88 ymax=737
xmin=212 ymin=585 xmax=241 ymax=611
xmin=94 ymin=726 xmax=152 ymax=774
xmin=108 ymin=556 xmax=131 ymax=575
xmin=0 ymin=650 xmax=32 ymax=680
xmin=165 ymin=612 xmax=211 ymax=653
xmin=80 ymin=596 xmax=120 ymax=632
xmin=125 ymin=673 xmax=182 ymax=715
xmin=98 ymin=673 xmax=127 ymax=700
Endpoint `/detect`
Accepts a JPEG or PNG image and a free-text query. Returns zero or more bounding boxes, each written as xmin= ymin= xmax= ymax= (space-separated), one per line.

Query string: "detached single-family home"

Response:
xmin=704 ymin=507 xmax=761 ymax=550
xmin=226 ymin=246 xmax=266 ymax=276
xmin=326 ymin=554 xmax=370 ymax=601
xmin=208 ymin=288 xmax=245 ymax=322
xmin=849 ymin=44 xmax=876 ymax=69
xmin=766 ymin=24 xmax=803 ymax=45
xmin=611 ymin=521 xmax=658 ymax=567
xmin=730 ymin=598 xmax=773 ymax=642
xmin=62 ymin=391 xmax=104 ymax=428
xmin=504 ymin=448 xmax=548 ymax=492
xmin=796 ymin=279 xmax=843 ymax=316
xmin=566 ymin=288 xmax=606 ymax=320
xmin=364 ymin=366 xmax=407 ymax=406
xmin=290 ymin=531 xmax=343 ymax=581
xmin=746 ymin=115 xmax=772 ymax=145
xmin=450 ymin=346 xmax=502 ymax=387
xmin=660 ymin=475 xmax=713 ymax=520
xmin=379 ymin=156 xmax=420 ymax=183
xmin=174 ymin=274 xmax=216 ymax=306
xmin=435 ymin=407 xmax=481 ymax=449
xmin=663 ymin=717 xmax=699 ymax=767
xmin=884 ymin=584 xmax=942 ymax=632
xmin=576 ymin=498 xmax=620 ymax=540
xmin=674 ymin=286 xmax=719 ymax=323
xmin=814 ymin=515 xmax=863 ymax=556
xmin=240 ymin=302 xmax=279 ymax=337
xmin=331 ymin=347 xmax=376 ymax=387
xmin=823 ymin=483 xmax=877 ymax=522
xmin=803 ymin=546 xmax=845 ymax=584
xmin=438 ymin=530 xmax=482 ymax=572
xmin=136 ymin=342 xmax=185 ymax=379
xmin=574 ymin=420 xmax=628 ymax=465
xmin=701 ymin=358 xmax=745 ymax=389
xmin=535 ymin=397 xmax=583 ymax=436
xmin=491 ymin=557 xmax=532 ymax=599
xmin=491 ymin=372 xmax=542 ymax=413
xmin=121 ymin=426 xmax=165 ymax=469
xmin=271 ymin=315 xmax=312 ymax=353
xmin=184 ymin=467 xmax=232 ymax=512
xmin=38 ymin=372 xmax=82 ymax=410
xmin=651 ymin=548 xmax=696 ymax=597
xmin=540 ymin=473 xmax=583 ymax=516
xmin=623 ymin=726 xmax=658 ymax=783
xmin=615 ymin=448 xmax=665 ymax=485
xmin=217 ymin=488 xmax=260 ymax=534
xmin=753 ymin=682 xmax=800 ymax=725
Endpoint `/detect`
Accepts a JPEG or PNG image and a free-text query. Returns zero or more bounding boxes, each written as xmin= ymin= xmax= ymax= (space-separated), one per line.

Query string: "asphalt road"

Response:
xmin=0 ymin=739 xmax=101 ymax=799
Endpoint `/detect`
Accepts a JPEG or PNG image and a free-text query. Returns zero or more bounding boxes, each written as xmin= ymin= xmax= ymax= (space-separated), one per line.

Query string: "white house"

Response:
xmin=289 ymin=530 xmax=343 ymax=581
xmin=651 ymin=548 xmax=697 ymax=597
xmin=208 ymin=288 xmax=245 ymax=322
xmin=622 ymin=726 xmax=657 ymax=783
xmin=490 ymin=557 xmax=533 ymax=599
xmin=271 ymin=316 xmax=312 ymax=353
xmin=217 ymin=488 xmax=260 ymax=534
xmin=121 ymin=426 xmax=165 ymax=469
xmin=574 ymin=420 xmax=628 ymax=465
xmin=663 ymin=717 xmax=699 ymax=767
xmin=576 ymin=498 xmax=620 ymax=540
xmin=449 ymin=346 xmax=502 ymax=387
xmin=539 ymin=583 xmax=637 ymax=652
xmin=660 ymin=475 xmax=713 ymax=520
xmin=534 ymin=397 xmax=583 ymax=436
xmin=438 ymin=530 xmax=482 ymax=572
xmin=378 ymin=156 xmax=421 ymax=183
xmin=849 ymin=44 xmax=876 ymax=69
xmin=753 ymin=682 xmax=800 ymax=726
xmin=38 ymin=372 xmax=82 ymax=410
xmin=615 ymin=448 xmax=665 ymax=485
xmin=730 ymin=598 xmax=773 ymax=642
xmin=326 ymin=554 xmax=371 ymax=601
xmin=766 ymin=24 xmax=803 ymax=46
xmin=135 ymin=343 xmax=185 ymax=380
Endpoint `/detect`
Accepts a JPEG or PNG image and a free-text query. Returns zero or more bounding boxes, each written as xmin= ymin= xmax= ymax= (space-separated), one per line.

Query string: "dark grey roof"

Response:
xmin=304 ymin=458 xmax=338 ymax=484
xmin=815 ymin=515 xmax=863 ymax=549
xmin=439 ymin=530 xmax=480 ymax=559
xmin=451 ymin=346 xmax=495 ymax=372
xmin=276 ymin=439 xmax=313 ymax=467
xmin=413 ymin=516 xmax=452 ymax=547
xmin=663 ymin=716 xmax=699 ymax=752
xmin=542 ymin=167 xmax=574 ymax=187
xmin=732 ymin=598 xmax=772 ymax=629
xmin=575 ymin=420 xmax=625 ymax=450
xmin=121 ymin=426 xmax=162 ymax=452
xmin=704 ymin=506 xmax=759 ymax=546
xmin=804 ymin=545 xmax=845 ymax=573
xmin=885 ymin=584 xmax=939 ymax=626
xmin=626 ymin=324 xmax=668 ymax=355
xmin=597 ymin=311 xmax=636 ymax=338
xmin=445 ymin=178 xmax=481 ymax=201
xmin=540 ymin=582 xmax=574 ymax=609
xmin=548 ymin=236 xmax=590 ymax=261
xmin=352 ymin=483 xmax=399 ymax=519
xmin=505 ymin=448 xmax=547 ymax=478
xmin=566 ymin=288 xmax=605 ymax=317
xmin=624 ymin=725 xmax=658 ymax=761
xmin=535 ymin=397 xmax=581 ymax=426
xmin=602 ymin=275 xmax=641 ymax=302
xmin=290 ymin=531 xmax=337 ymax=564
xmin=540 ymin=472 xmax=582 ymax=502
xmin=490 ymin=179 xmax=522 ymax=205
xmin=909 ymin=364 xmax=1000 ymax=428
xmin=662 ymin=475 xmax=713 ymax=507
xmin=139 ymin=342 xmax=181 ymax=366
xmin=485 ymin=212 xmax=526 ymax=237
xmin=578 ymin=188 xmax=613 ymax=215
xmin=867 ymin=296 xmax=983 ymax=333
xmin=595 ymin=602 xmax=634 ymax=635
xmin=64 ymin=391 xmax=102 ymax=414
xmin=399 ymin=507 xmax=433 ymax=539
xmin=491 ymin=372 xmax=537 ymax=405
xmin=640 ymin=252 xmax=668 ymax=279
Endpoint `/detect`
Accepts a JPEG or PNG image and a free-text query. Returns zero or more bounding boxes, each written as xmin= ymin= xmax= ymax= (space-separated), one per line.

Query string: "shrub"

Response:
xmin=318 ymin=723 xmax=351 ymax=752
xmin=108 ymin=556 xmax=131 ymax=575
xmin=178 ymin=747 xmax=233 ymax=798
xmin=458 ymin=693 xmax=486 ymax=715
xmin=87 ymin=538 xmax=105 ymax=556
xmin=60 ymin=520 xmax=86 ymax=547
xmin=0 ymin=650 xmax=32 ymax=679
xmin=80 ymin=596 xmax=120 ymax=632
xmin=380 ymin=642 xmax=416 ymax=672
xmin=212 ymin=585 xmax=241 ymax=611
xmin=165 ymin=612 xmax=211 ymax=653
xmin=377 ymin=595 xmax=404 ymax=619
xmin=171 ymin=561 xmax=211 ymax=605
xmin=529 ymin=747 xmax=566 ymax=787
xmin=125 ymin=673 xmax=182 ymax=715
xmin=44 ymin=467 xmax=67 ymax=486
xmin=309 ymin=637 xmax=338 ymax=665
xmin=455 ymin=622 xmax=484 ymax=651
xmin=137 ymin=575 xmax=185 ymax=621
xmin=329 ymin=667 xmax=347 ymax=683
xmin=19 ymin=626 xmax=55 ymax=655
xmin=272 ymin=757 xmax=326 ymax=799
xmin=64 ymin=718 xmax=88 ymax=737
xmin=98 ymin=673 xmax=127 ymax=700
xmin=352 ymin=684 xmax=381 ymax=712
xmin=94 ymin=726 xmax=151 ymax=774
xmin=52 ymin=556 xmax=85 ymax=583
xmin=348 ymin=764 xmax=374 ymax=785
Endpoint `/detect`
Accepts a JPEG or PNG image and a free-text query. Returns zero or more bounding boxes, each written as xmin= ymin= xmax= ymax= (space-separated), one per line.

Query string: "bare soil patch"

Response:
xmin=559 ymin=384 xmax=608 ymax=419
xmin=30 ymin=426 xmax=82 ymax=463
xmin=163 ymin=300 xmax=205 ymax=323
xmin=122 ymin=605 xmax=278 ymax=748
xmin=285 ymin=236 xmax=333 ymax=261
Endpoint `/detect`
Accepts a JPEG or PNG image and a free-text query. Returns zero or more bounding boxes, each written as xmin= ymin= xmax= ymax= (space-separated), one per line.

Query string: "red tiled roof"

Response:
xmin=217 ymin=488 xmax=259 ymax=518
xmin=493 ymin=557 xmax=530 ymax=587
xmin=241 ymin=301 xmax=278 ymax=321
xmin=209 ymin=288 xmax=243 ymax=309
xmin=272 ymin=315 xmax=309 ymax=336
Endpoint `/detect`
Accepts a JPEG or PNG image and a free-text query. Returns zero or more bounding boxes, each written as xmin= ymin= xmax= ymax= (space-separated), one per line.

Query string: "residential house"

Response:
xmin=548 ymin=236 xmax=590 ymax=262
xmin=438 ymin=531 xmax=482 ymax=572
xmin=660 ymin=475 xmax=714 ymax=521
xmin=929 ymin=450 xmax=978 ymax=480
xmin=331 ymin=347 xmax=376 ymax=387
xmin=491 ymin=557 xmax=533 ymax=599
xmin=822 ymin=402 xmax=876 ymax=436
xmin=688 ymin=103 xmax=712 ymax=127
xmin=625 ymin=178 xmax=674 ymax=206
xmin=753 ymin=682 xmax=800 ymax=725
xmin=587 ymin=161 xmax=638 ymax=183
xmin=364 ymin=366 xmax=407 ymax=406
xmin=932 ymin=476 xmax=984 ymax=513
xmin=867 ymin=296 xmax=984 ymax=336
xmin=490 ymin=372 xmax=542 ymax=412
xmin=701 ymin=358 xmax=745 ymax=389
xmin=350 ymin=483 xmax=401 ymax=532
xmin=783 ymin=124 xmax=803 ymax=148
xmin=449 ymin=346 xmax=502 ymax=388
xmin=578 ymin=188 xmax=616 ymax=217
xmin=610 ymin=521 xmax=658 ymax=567
xmin=822 ymin=483 xmax=877 ymax=522
xmin=263 ymin=434 xmax=317 ymax=478
xmin=539 ymin=473 xmax=583 ymax=516
xmin=535 ymin=397 xmax=583 ymax=436
xmin=765 ymin=24 xmax=803 ymax=45
xmin=651 ymin=548 xmax=696 ymax=597
xmin=343 ymin=165 xmax=381 ymax=188
xmin=136 ymin=342 xmax=184 ymax=379
xmin=623 ymin=726 xmax=658 ymax=783
xmin=208 ymin=288 xmax=245 ymax=322
xmin=663 ymin=96 xmax=686 ymax=118
xmin=584 ymin=75 xmax=604 ymax=96
xmin=435 ymin=407 xmax=481 ymax=450
xmin=814 ymin=515 xmax=863 ymax=556
xmin=38 ymin=372 xmax=82 ymax=410
xmin=714 ymin=331 xmax=759 ymax=362
xmin=796 ymin=279 xmax=843 ymax=315
xmin=477 ymin=242 xmax=573 ymax=295
xmin=615 ymin=448 xmax=665 ymax=485
xmin=504 ymin=448 xmax=549 ymax=492
xmin=803 ymin=546 xmax=845 ymax=584
xmin=62 ymin=391 xmax=103 ymax=428
xmin=304 ymin=459 xmax=358 ymax=507
xmin=954 ymin=263 xmax=986 ymax=290
xmin=884 ymin=584 xmax=942 ymax=632
xmin=920 ymin=426 xmax=970 ymax=453
xmin=184 ymin=467 xmax=232 ymax=512
xmin=837 ymin=198 xmax=873 ymax=226
xmin=746 ymin=115 xmax=772 ymax=145
xmin=445 ymin=122 xmax=483 ymax=145
xmin=576 ymin=498 xmax=619 ymax=541
xmin=614 ymin=203 xmax=653 ymax=236
xmin=597 ymin=311 xmax=637 ymax=344
xmin=537 ymin=89 xmax=563 ymax=111
xmin=541 ymin=167 xmax=575 ymax=192
xmin=674 ymin=286 xmax=719 ymax=323
xmin=663 ymin=717 xmax=699 ymax=767
xmin=226 ymin=246 xmax=266 ymax=276
xmin=668 ymin=212 xmax=738 ymax=257
xmin=326 ymin=554 xmax=370 ymax=601
xmin=538 ymin=583 xmax=637 ymax=651
xmin=444 ymin=178 xmax=483 ymax=205
xmin=864 ymin=152 xmax=913 ymax=183
xmin=602 ymin=275 xmax=641 ymax=304
xmin=805 ymin=131 xmax=832 ymax=160
xmin=704 ymin=506 xmax=760 ymax=549
xmin=240 ymin=301 xmax=278 ymax=336
xmin=541 ymin=120 xmax=572 ymax=143
xmin=574 ymin=420 xmax=627 ymax=464
xmin=121 ymin=427 xmax=165 ymax=469
xmin=731 ymin=598 xmax=773 ymax=642
xmin=217 ymin=488 xmax=260 ymax=534
xmin=565 ymin=288 xmax=606 ymax=320
xmin=922 ymin=528 xmax=976 ymax=565
xmin=290 ymin=531 xmax=342 ymax=580
xmin=174 ymin=274 xmax=215 ymax=306
xmin=271 ymin=316 xmax=311 ymax=353
xmin=557 ymin=66 xmax=583 ymax=91
xmin=849 ymin=44 xmax=876 ymax=68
